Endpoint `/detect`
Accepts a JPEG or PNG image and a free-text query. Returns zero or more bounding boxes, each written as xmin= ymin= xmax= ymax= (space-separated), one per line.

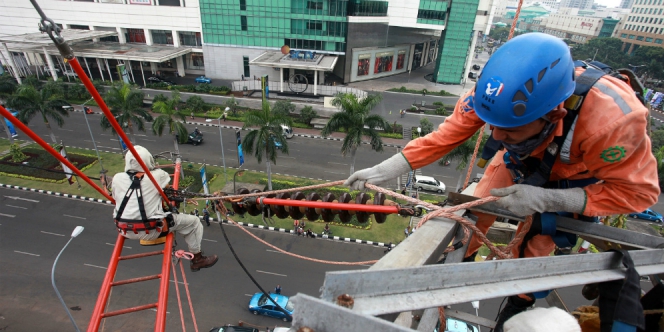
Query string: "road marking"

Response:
xmin=328 ymin=162 xmax=348 ymax=165
xmin=41 ymin=231 xmax=65 ymax=237
xmin=203 ymin=238 xmax=217 ymax=242
xmin=256 ymin=270 xmax=287 ymax=277
xmin=100 ymin=134 xmax=111 ymax=136
xmin=141 ymin=139 xmax=156 ymax=142
xmin=59 ymin=129 xmax=74 ymax=132
xmin=6 ymin=204 xmax=27 ymax=209
xmin=63 ymin=214 xmax=87 ymax=220
xmin=15 ymin=251 xmax=40 ymax=256
xmin=106 ymin=243 xmax=132 ymax=249
xmin=0 ymin=213 xmax=15 ymax=218
xmin=266 ymin=249 xmax=284 ymax=254
xmin=245 ymin=294 xmax=254 ymax=297
xmin=4 ymin=195 xmax=39 ymax=202
xmin=84 ymin=264 xmax=107 ymax=269
xmin=324 ymin=171 xmax=346 ymax=175
xmin=110 ymin=138 xmax=119 ymax=141
xmin=136 ymin=134 xmax=147 ymax=137
xmin=150 ymin=308 xmax=171 ymax=314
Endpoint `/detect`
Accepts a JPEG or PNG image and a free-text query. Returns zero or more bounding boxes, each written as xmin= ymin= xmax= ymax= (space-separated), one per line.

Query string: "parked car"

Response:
xmin=248 ymin=292 xmax=294 ymax=322
xmin=147 ymin=76 xmax=174 ymax=85
xmin=195 ymin=75 xmax=211 ymax=84
xmin=629 ymin=208 xmax=663 ymax=223
xmin=281 ymin=125 xmax=293 ymax=139
xmin=209 ymin=326 xmax=258 ymax=332
xmin=472 ymin=64 xmax=481 ymax=71
xmin=187 ymin=131 xmax=204 ymax=145
xmin=414 ymin=175 xmax=446 ymax=193
xmin=467 ymin=72 xmax=478 ymax=79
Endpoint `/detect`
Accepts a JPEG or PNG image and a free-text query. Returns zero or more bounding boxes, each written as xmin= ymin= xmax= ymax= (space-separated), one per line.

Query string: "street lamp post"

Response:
xmin=52 ymin=226 xmax=84 ymax=332
xmin=233 ymin=169 xmax=245 ymax=194
xmin=206 ymin=107 xmax=229 ymax=182
xmin=66 ymin=99 xmax=105 ymax=173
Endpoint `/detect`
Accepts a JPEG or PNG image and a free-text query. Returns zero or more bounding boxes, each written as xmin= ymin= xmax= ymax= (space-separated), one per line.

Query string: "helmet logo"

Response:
xmin=485 ymin=81 xmax=504 ymax=97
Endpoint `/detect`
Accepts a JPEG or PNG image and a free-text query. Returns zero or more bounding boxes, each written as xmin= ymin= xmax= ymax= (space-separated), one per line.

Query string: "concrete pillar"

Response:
xmin=1 ymin=43 xmax=21 ymax=84
xmin=280 ymin=67 xmax=284 ymax=92
xmin=117 ymin=27 xmax=126 ymax=44
xmin=179 ymin=0 xmax=183 ymax=6
xmin=313 ymin=69 xmax=318 ymax=96
xmin=176 ymin=55 xmax=185 ymax=77
xmin=96 ymin=58 xmax=105 ymax=80
xmin=43 ymin=46 xmax=58 ymax=81
xmin=140 ymin=62 xmax=147 ymax=86
xmin=150 ymin=62 xmax=157 ymax=74
xmin=172 ymin=30 xmax=180 ymax=47
xmin=90 ymin=26 xmax=100 ymax=42
xmin=144 ymin=29 xmax=153 ymax=46
xmin=289 ymin=68 xmax=294 ymax=80
xmin=104 ymin=58 xmax=113 ymax=83
xmin=319 ymin=70 xmax=325 ymax=85
xmin=421 ymin=42 xmax=428 ymax=67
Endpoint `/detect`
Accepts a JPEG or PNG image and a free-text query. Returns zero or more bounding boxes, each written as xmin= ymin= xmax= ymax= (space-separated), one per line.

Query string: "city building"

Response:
xmin=614 ymin=0 xmax=664 ymax=54
xmin=0 ymin=0 xmax=496 ymax=87
xmin=560 ymin=0 xmax=593 ymax=10
xmin=541 ymin=8 xmax=621 ymax=43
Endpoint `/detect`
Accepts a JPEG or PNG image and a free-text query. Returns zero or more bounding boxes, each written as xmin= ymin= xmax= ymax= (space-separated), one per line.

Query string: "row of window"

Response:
xmin=620 ymin=33 xmax=664 ymax=43
xmin=628 ymin=15 xmax=664 ymax=23
xmin=71 ymin=0 xmax=182 ymax=6
xmin=417 ymin=9 xmax=446 ymax=22
xmin=633 ymin=0 xmax=663 ymax=5
xmin=630 ymin=7 xmax=664 ymax=15
xmin=124 ymin=28 xmax=202 ymax=46
xmin=237 ymin=17 xmax=347 ymax=37
xmin=623 ymin=24 xmax=664 ymax=34
xmin=227 ymin=0 xmax=389 ymax=17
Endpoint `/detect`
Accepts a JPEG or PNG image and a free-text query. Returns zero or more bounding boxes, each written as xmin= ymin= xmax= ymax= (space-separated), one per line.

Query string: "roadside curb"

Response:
xmin=0 ymin=183 xmax=393 ymax=249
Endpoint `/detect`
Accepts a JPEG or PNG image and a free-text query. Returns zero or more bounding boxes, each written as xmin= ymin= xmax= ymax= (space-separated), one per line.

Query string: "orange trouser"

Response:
xmin=465 ymin=150 xmax=556 ymax=259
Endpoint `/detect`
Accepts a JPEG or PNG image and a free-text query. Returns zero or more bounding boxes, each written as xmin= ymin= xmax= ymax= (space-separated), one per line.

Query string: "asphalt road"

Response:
xmin=0 ymin=187 xmax=384 ymax=331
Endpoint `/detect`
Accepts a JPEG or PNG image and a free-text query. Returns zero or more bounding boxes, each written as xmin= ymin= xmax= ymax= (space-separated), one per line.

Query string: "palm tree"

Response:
xmin=242 ymin=101 xmax=293 ymax=190
xmin=0 ymin=73 xmax=18 ymax=143
xmin=152 ymin=90 xmax=188 ymax=153
xmin=322 ymin=92 xmax=388 ymax=175
xmin=439 ymin=131 xmax=489 ymax=192
xmin=7 ymin=84 xmax=70 ymax=143
xmin=101 ymin=84 xmax=152 ymax=144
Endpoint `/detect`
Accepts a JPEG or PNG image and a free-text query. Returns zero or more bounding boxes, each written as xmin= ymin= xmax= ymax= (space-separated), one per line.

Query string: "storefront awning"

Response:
xmin=0 ymin=30 xmax=118 ymax=45
xmin=250 ymin=51 xmax=338 ymax=71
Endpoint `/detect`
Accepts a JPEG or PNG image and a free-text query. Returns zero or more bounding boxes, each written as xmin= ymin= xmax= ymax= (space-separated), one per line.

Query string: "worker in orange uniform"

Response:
xmin=345 ymin=33 xmax=658 ymax=331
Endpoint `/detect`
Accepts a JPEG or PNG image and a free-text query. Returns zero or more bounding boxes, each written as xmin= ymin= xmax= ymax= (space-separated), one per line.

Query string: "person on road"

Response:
xmin=112 ymin=146 xmax=218 ymax=272
xmin=275 ymin=284 xmax=282 ymax=295
xmin=344 ymin=33 xmax=658 ymax=330
xmin=203 ymin=207 xmax=210 ymax=226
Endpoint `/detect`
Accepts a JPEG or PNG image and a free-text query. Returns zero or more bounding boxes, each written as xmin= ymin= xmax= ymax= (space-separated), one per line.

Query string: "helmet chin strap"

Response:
xmin=501 ymin=121 xmax=557 ymax=157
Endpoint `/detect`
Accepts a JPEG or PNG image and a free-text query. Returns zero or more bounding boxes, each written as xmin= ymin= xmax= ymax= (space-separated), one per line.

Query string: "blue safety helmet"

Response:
xmin=473 ymin=33 xmax=575 ymax=128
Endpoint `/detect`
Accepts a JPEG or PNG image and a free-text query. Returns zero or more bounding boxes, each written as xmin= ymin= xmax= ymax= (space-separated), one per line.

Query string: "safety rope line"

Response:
xmin=170 ymin=250 xmax=199 ymax=332
xmin=463 ymin=125 xmax=487 ymax=191
xmin=192 ymin=180 xmax=347 ymax=201
xmin=171 ymin=258 xmax=187 ymax=332
xmin=178 ymin=255 xmax=199 ymax=332
xmin=508 ymin=0 xmax=524 ymax=40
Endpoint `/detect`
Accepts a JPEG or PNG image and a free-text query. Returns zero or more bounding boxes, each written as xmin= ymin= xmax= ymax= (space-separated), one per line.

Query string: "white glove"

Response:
xmin=490 ymin=184 xmax=586 ymax=217
xmin=344 ymin=153 xmax=412 ymax=191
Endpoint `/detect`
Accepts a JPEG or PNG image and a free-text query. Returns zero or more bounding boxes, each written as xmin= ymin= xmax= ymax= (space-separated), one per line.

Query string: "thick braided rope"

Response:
xmin=508 ymin=0 xmax=524 ymax=40
xmin=463 ymin=124 xmax=486 ymax=191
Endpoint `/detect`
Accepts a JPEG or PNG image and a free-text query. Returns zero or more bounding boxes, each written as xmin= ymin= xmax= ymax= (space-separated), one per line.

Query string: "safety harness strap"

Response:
xmin=114 ymin=172 xmax=163 ymax=235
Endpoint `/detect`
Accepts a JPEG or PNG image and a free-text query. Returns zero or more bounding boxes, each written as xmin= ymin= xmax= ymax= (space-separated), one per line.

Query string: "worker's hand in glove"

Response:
xmin=490 ymin=184 xmax=586 ymax=217
xmin=344 ymin=153 xmax=412 ymax=191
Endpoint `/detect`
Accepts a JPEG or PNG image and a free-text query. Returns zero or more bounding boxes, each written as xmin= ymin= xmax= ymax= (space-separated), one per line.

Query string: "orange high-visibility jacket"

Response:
xmin=401 ymin=68 xmax=660 ymax=216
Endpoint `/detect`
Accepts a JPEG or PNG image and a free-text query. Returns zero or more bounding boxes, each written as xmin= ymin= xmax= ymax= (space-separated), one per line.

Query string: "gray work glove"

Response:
xmin=490 ymin=184 xmax=586 ymax=217
xmin=344 ymin=153 xmax=412 ymax=191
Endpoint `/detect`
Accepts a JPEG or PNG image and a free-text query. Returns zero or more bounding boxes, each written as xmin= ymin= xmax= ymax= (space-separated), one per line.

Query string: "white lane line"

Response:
xmin=110 ymin=138 xmax=119 ymax=141
xmin=63 ymin=214 xmax=87 ymax=220
xmin=41 ymin=231 xmax=65 ymax=237
xmin=360 ymin=264 xmax=373 ymax=267
xmin=202 ymin=238 xmax=217 ymax=242
xmin=15 ymin=251 xmax=40 ymax=256
xmin=6 ymin=205 xmax=27 ymax=209
xmin=324 ymin=171 xmax=346 ymax=175
xmin=59 ymin=129 xmax=74 ymax=132
xmin=106 ymin=243 xmax=132 ymax=249
xmin=245 ymin=294 xmax=254 ymax=297
xmin=0 ymin=213 xmax=15 ymax=218
xmin=84 ymin=263 xmax=107 ymax=269
xmin=141 ymin=139 xmax=157 ymax=142
xmin=170 ymin=280 xmax=189 ymax=285
xmin=328 ymin=162 xmax=348 ymax=165
xmin=136 ymin=134 xmax=147 ymax=137
xmin=150 ymin=308 xmax=171 ymax=314
xmin=228 ymin=148 xmax=236 ymax=152
xmin=4 ymin=195 xmax=39 ymax=202
xmin=256 ymin=270 xmax=287 ymax=277
xmin=100 ymin=134 xmax=111 ymax=136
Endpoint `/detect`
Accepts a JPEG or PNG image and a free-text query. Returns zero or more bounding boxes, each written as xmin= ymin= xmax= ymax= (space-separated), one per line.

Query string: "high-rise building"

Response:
xmin=560 ymin=0 xmax=593 ymax=10
xmin=614 ymin=0 xmax=664 ymax=54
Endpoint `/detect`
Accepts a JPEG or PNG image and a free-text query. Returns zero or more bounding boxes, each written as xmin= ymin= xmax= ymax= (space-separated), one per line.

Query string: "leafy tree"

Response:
xmin=152 ymin=90 xmax=188 ymax=153
xmin=272 ymin=99 xmax=295 ymax=118
xmin=419 ymin=118 xmax=434 ymax=135
xmin=632 ymin=46 xmax=664 ymax=80
xmin=223 ymin=96 xmax=239 ymax=116
xmin=186 ymin=95 xmax=206 ymax=115
xmin=152 ymin=94 xmax=169 ymax=106
xmin=242 ymin=101 xmax=293 ymax=190
xmin=7 ymin=84 xmax=70 ymax=143
xmin=9 ymin=143 xmax=27 ymax=162
xmin=21 ymin=75 xmax=42 ymax=89
xmin=67 ymin=84 xmax=89 ymax=100
xmin=570 ymin=37 xmax=627 ymax=69
xmin=44 ymin=80 xmax=66 ymax=98
xmin=0 ymin=73 xmax=18 ymax=142
xmin=322 ymin=93 xmax=389 ymax=175
xmin=101 ymin=84 xmax=152 ymax=144
xmin=488 ymin=27 xmax=524 ymax=43
xmin=651 ymin=129 xmax=664 ymax=153
xmin=299 ymin=106 xmax=317 ymax=126
xmin=439 ymin=131 xmax=489 ymax=192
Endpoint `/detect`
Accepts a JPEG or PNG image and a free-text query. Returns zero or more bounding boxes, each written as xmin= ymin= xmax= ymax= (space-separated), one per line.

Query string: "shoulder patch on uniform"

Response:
xmin=600 ymin=146 xmax=626 ymax=163
xmin=462 ymin=95 xmax=475 ymax=112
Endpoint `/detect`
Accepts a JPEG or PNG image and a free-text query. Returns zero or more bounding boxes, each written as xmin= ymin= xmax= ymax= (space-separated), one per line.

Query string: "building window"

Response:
xmin=180 ymin=32 xmax=202 ymax=47
xmin=306 ymin=21 xmax=323 ymax=30
xmin=637 ymin=36 xmax=644 ymax=40
xmin=243 ymin=56 xmax=250 ymax=77
xmin=417 ymin=10 xmax=446 ymax=22
xmin=159 ymin=0 xmax=180 ymax=6
xmin=152 ymin=30 xmax=173 ymax=45
xmin=189 ymin=52 xmax=204 ymax=69
xmin=629 ymin=34 xmax=636 ymax=38
xmin=70 ymin=24 xmax=90 ymax=30
xmin=240 ymin=0 xmax=246 ymax=10
xmin=621 ymin=33 xmax=628 ymax=37
xmin=126 ymin=28 xmax=146 ymax=44
xmin=646 ymin=37 xmax=653 ymax=42
xmin=655 ymin=38 xmax=663 ymax=44
xmin=100 ymin=35 xmax=119 ymax=42
xmin=307 ymin=1 xmax=323 ymax=9
xmin=284 ymin=38 xmax=325 ymax=51
xmin=374 ymin=52 xmax=393 ymax=74
xmin=348 ymin=0 xmax=389 ymax=16
xmin=357 ymin=54 xmax=370 ymax=76
xmin=241 ymin=16 xmax=248 ymax=31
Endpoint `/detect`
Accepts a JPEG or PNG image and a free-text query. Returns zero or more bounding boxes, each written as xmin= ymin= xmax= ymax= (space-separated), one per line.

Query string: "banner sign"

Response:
xmin=200 ymin=164 xmax=210 ymax=205
xmin=236 ymin=130 xmax=244 ymax=167
xmin=261 ymin=75 xmax=269 ymax=101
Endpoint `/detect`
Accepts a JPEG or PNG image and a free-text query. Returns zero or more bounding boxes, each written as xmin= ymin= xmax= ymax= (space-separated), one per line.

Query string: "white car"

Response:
xmin=414 ymin=175 xmax=446 ymax=193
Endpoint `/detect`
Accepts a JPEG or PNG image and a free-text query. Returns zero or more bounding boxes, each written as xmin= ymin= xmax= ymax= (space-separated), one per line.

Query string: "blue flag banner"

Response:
xmin=200 ymin=164 xmax=209 ymax=205
xmin=118 ymin=135 xmax=128 ymax=152
xmin=236 ymin=130 xmax=244 ymax=167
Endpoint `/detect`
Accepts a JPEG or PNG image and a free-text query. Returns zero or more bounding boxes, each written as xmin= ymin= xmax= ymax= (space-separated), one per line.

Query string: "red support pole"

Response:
xmin=0 ymin=105 xmax=114 ymax=203
xmin=66 ymin=57 xmax=170 ymax=204
xmin=87 ymin=234 xmax=125 ymax=332
xmin=260 ymin=198 xmax=400 ymax=214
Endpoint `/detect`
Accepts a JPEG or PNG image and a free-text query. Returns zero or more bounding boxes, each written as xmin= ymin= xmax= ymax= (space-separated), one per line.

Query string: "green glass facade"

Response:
xmin=417 ymin=0 xmax=448 ymax=25
xmin=600 ymin=18 xmax=620 ymax=38
xmin=432 ymin=0 xmax=479 ymax=83
xmin=200 ymin=0 xmax=350 ymax=52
